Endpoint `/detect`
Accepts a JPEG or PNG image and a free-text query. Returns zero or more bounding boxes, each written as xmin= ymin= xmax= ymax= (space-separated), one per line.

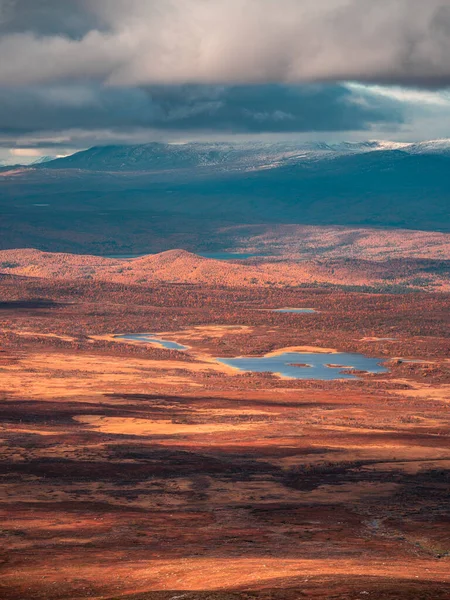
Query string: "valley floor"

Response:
xmin=0 ymin=278 xmax=449 ymax=599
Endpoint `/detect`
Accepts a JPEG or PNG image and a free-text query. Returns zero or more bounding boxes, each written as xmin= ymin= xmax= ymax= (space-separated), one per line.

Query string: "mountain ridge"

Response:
xmin=29 ymin=139 xmax=450 ymax=173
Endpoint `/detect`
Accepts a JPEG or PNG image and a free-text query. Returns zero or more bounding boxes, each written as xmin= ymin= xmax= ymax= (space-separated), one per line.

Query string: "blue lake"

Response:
xmin=217 ymin=352 xmax=387 ymax=380
xmin=273 ymin=308 xmax=317 ymax=314
xmin=115 ymin=333 xmax=188 ymax=351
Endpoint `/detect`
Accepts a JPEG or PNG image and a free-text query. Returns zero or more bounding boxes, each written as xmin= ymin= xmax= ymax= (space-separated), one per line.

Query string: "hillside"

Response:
xmin=220 ymin=225 xmax=450 ymax=261
xmin=2 ymin=141 xmax=450 ymax=256
xmin=1 ymin=248 xmax=448 ymax=291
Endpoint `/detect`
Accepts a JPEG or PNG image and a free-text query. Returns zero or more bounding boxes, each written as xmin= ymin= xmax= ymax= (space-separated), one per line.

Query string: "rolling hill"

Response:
xmin=1 ymin=248 xmax=448 ymax=291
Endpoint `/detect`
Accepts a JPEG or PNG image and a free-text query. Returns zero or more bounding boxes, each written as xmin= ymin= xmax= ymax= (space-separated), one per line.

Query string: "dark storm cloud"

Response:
xmin=0 ymin=83 xmax=404 ymax=137
xmin=143 ymin=85 xmax=404 ymax=133
xmin=1 ymin=0 xmax=450 ymax=87
xmin=1 ymin=0 xmax=448 ymax=144
xmin=0 ymin=0 xmax=107 ymax=39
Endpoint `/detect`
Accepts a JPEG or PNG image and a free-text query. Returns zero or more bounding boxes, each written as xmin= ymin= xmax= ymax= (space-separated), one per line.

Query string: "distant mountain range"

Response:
xmin=1 ymin=140 xmax=450 ymax=254
xmin=31 ymin=139 xmax=450 ymax=173
xmin=32 ymin=141 xmax=380 ymax=172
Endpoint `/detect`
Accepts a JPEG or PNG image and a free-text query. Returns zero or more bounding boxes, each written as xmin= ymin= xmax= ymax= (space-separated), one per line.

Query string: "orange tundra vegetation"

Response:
xmin=0 ymin=271 xmax=449 ymax=599
xmin=1 ymin=248 xmax=450 ymax=291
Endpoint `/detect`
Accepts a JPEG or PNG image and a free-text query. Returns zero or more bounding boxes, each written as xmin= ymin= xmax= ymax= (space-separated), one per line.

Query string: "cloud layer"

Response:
xmin=1 ymin=0 xmax=450 ymax=156
xmin=0 ymin=83 xmax=404 ymax=138
xmin=1 ymin=0 xmax=450 ymax=87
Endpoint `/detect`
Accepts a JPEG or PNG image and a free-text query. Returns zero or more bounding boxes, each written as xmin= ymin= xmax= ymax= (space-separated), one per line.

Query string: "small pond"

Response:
xmin=115 ymin=333 xmax=188 ymax=351
xmin=217 ymin=351 xmax=387 ymax=380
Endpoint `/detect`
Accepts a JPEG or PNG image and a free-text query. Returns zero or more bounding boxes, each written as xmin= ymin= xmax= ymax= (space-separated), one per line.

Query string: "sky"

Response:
xmin=1 ymin=0 xmax=450 ymax=163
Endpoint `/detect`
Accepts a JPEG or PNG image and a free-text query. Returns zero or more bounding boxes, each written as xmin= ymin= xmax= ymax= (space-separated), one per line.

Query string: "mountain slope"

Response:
xmin=1 ymin=141 xmax=450 ymax=255
xmin=35 ymin=139 xmax=450 ymax=173
xmin=35 ymin=141 xmax=381 ymax=172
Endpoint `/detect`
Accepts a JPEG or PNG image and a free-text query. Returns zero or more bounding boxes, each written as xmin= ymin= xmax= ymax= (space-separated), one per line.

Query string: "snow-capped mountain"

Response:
xmin=34 ymin=139 xmax=450 ymax=174
xmin=34 ymin=141 xmax=366 ymax=172
xmin=401 ymin=139 xmax=450 ymax=155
